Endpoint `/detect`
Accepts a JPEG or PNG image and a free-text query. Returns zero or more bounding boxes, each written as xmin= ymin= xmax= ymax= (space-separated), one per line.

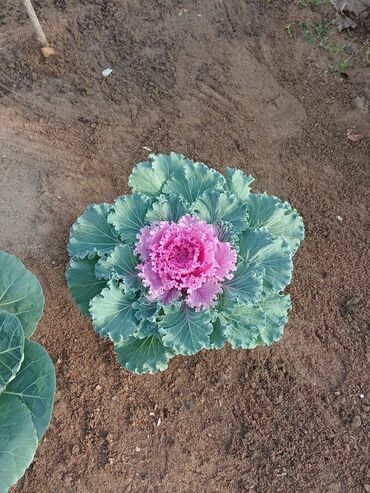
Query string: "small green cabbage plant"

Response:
xmin=0 ymin=251 xmax=56 ymax=493
xmin=66 ymin=153 xmax=304 ymax=375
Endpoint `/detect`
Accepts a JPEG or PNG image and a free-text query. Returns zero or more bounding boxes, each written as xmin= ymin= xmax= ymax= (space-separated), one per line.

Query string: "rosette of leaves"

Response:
xmin=66 ymin=152 xmax=304 ymax=375
xmin=0 ymin=251 xmax=56 ymax=493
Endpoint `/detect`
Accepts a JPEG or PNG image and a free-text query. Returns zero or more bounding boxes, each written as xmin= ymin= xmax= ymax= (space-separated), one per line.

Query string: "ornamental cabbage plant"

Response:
xmin=0 ymin=251 xmax=56 ymax=493
xmin=66 ymin=153 xmax=304 ymax=375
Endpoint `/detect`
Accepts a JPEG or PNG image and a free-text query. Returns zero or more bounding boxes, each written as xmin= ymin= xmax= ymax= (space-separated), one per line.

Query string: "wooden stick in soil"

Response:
xmin=23 ymin=0 xmax=55 ymax=57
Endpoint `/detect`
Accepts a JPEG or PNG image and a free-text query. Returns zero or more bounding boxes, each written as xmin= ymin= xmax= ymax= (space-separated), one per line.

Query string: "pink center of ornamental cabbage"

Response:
xmin=135 ymin=215 xmax=237 ymax=310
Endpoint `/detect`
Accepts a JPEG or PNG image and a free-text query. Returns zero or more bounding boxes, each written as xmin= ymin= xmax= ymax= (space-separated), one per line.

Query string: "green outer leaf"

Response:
xmin=238 ymin=228 xmax=293 ymax=292
xmin=68 ymin=203 xmax=120 ymax=259
xmin=222 ymin=293 xmax=291 ymax=349
xmin=0 ymin=312 xmax=24 ymax=393
xmin=114 ymin=335 xmax=171 ymax=374
xmin=163 ymin=160 xmax=225 ymax=204
xmin=4 ymin=340 xmax=56 ymax=440
xmin=214 ymin=221 xmax=239 ymax=249
xmin=245 ymin=193 xmax=304 ymax=254
xmin=222 ymin=262 xmax=264 ymax=304
xmin=191 ymin=190 xmax=248 ymax=233
xmin=108 ymin=194 xmax=151 ymax=244
xmin=0 ymin=393 xmax=38 ymax=493
xmin=159 ymin=304 xmax=213 ymax=355
xmin=209 ymin=316 xmax=227 ymax=350
xmin=136 ymin=320 xmax=161 ymax=339
xmin=90 ymin=282 xmax=139 ymax=343
xmin=0 ymin=251 xmax=44 ymax=338
xmin=132 ymin=297 xmax=159 ymax=322
xmin=95 ymin=244 xmax=141 ymax=290
xmin=128 ymin=152 xmax=187 ymax=197
xmin=225 ymin=168 xmax=254 ymax=201
xmin=66 ymin=257 xmax=107 ymax=318
xmin=247 ymin=335 xmax=265 ymax=350
xmin=223 ymin=304 xmax=265 ymax=349
xmin=258 ymin=293 xmax=291 ymax=345
xmin=145 ymin=194 xmax=190 ymax=223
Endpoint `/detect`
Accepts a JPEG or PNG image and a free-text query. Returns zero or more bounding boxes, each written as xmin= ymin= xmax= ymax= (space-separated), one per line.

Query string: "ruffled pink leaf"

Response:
xmin=134 ymin=226 xmax=151 ymax=260
xmin=159 ymin=288 xmax=181 ymax=304
xmin=187 ymin=281 xmax=221 ymax=310
xmin=214 ymin=242 xmax=237 ymax=280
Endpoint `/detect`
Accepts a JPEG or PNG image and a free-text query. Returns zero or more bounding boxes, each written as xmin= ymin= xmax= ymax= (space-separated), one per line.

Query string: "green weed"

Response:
xmin=300 ymin=20 xmax=314 ymax=44
xmin=362 ymin=40 xmax=370 ymax=65
xmin=300 ymin=0 xmax=329 ymax=7
xmin=315 ymin=22 xmax=329 ymax=43
xmin=284 ymin=24 xmax=294 ymax=40
xmin=333 ymin=60 xmax=352 ymax=73
xmin=323 ymin=43 xmax=346 ymax=54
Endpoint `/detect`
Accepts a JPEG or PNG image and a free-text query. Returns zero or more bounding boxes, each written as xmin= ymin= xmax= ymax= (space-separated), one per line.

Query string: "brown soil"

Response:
xmin=1 ymin=1 xmax=369 ymax=492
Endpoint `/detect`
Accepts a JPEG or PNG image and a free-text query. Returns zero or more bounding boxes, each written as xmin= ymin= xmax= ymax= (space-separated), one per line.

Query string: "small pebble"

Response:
xmin=351 ymin=415 xmax=362 ymax=428
xmin=344 ymin=46 xmax=355 ymax=55
xmin=135 ymin=446 xmax=141 ymax=452
xmin=359 ymin=393 xmax=364 ymax=399
xmin=185 ymin=400 xmax=193 ymax=410
xmin=336 ymin=215 xmax=343 ymax=222
xmin=340 ymin=296 xmax=362 ymax=317
xmin=157 ymin=417 xmax=161 ymax=427
xmin=64 ymin=474 xmax=73 ymax=486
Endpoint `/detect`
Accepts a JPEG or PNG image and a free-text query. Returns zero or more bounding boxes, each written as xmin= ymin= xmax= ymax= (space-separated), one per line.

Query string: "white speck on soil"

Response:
xmin=102 ymin=68 xmax=113 ymax=77
xmin=157 ymin=417 xmax=161 ymax=427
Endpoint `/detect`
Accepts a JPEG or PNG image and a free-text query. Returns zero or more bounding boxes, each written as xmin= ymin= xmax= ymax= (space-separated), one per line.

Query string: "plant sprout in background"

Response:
xmin=66 ymin=153 xmax=304 ymax=375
